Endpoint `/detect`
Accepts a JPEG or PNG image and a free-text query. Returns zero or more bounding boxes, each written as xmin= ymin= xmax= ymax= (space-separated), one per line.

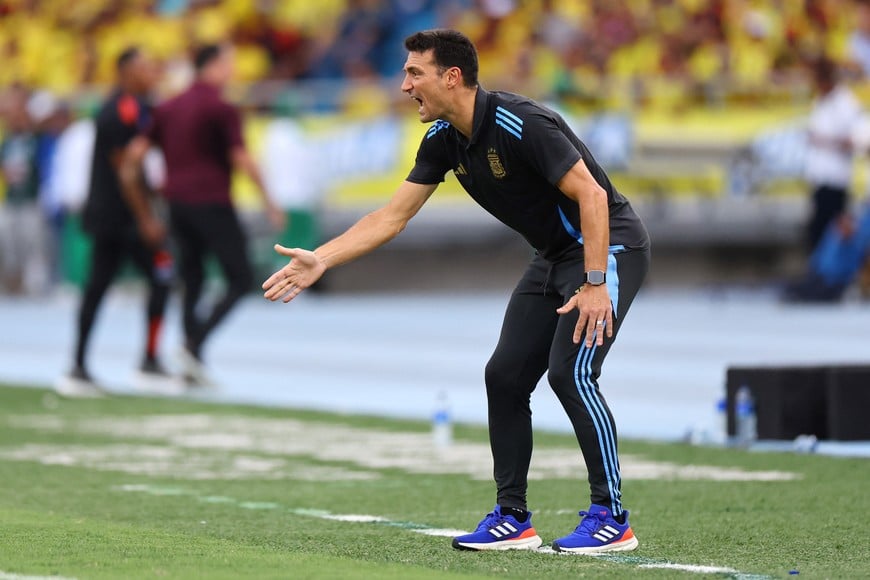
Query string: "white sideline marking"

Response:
xmin=638 ymin=562 xmax=738 ymax=574
xmin=320 ymin=514 xmax=389 ymax=523
xmin=200 ymin=496 xmax=236 ymax=504
xmin=238 ymin=502 xmax=281 ymax=510
xmin=0 ymin=442 xmax=377 ymax=481
xmin=298 ymin=510 xmax=765 ymax=577
xmin=410 ymin=528 xmax=469 ymax=537
xmin=0 ymin=573 xmax=76 ymax=580
xmin=538 ymin=549 xmax=753 ymax=576
xmin=7 ymin=414 xmax=801 ymax=483
xmin=114 ymin=483 xmax=771 ymax=578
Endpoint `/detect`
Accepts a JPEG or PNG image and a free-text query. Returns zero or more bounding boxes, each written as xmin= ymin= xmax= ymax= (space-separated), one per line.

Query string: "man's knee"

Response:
xmin=484 ymin=356 xmax=505 ymax=389
xmin=484 ymin=353 xmax=541 ymax=402
xmin=547 ymin=364 xmax=575 ymax=397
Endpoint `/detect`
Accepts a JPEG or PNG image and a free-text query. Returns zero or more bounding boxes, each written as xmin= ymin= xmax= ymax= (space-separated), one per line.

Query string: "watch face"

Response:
xmin=586 ymin=270 xmax=606 ymax=285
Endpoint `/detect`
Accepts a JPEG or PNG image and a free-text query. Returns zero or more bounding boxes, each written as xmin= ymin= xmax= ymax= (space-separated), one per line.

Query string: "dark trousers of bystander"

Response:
xmin=808 ymin=184 xmax=848 ymax=252
xmin=168 ymin=202 xmax=253 ymax=361
xmin=75 ymin=229 xmax=171 ymax=370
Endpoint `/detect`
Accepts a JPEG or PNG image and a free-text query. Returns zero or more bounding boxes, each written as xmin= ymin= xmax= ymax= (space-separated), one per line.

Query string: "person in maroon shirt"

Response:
xmin=122 ymin=43 xmax=284 ymax=385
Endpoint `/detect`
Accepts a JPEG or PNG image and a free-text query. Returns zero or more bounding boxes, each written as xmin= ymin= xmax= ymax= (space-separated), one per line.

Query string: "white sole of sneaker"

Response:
xmin=134 ymin=372 xmax=187 ymax=396
xmin=453 ymin=534 xmax=543 ymax=551
xmin=177 ymin=348 xmax=212 ymax=386
xmin=54 ymin=376 xmax=106 ymax=399
xmin=553 ymin=535 xmax=639 ymax=554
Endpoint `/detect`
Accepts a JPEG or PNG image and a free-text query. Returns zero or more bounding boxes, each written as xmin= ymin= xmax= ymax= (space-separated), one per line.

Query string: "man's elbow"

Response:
xmin=593 ymin=184 xmax=608 ymax=202
xmin=367 ymin=208 xmax=409 ymax=240
xmin=576 ymin=183 xmax=608 ymax=206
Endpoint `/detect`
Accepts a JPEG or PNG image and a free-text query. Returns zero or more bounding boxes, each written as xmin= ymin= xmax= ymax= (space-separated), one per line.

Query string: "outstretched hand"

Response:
xmin=262 ymin=245 xmax=327 ymax=303
xmin=556 ymin=284 xmax=613 ymax=347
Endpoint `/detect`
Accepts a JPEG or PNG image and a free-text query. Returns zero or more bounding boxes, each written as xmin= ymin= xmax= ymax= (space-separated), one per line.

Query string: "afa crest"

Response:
xmin=487 ymin=148 xmax=506 ymax=179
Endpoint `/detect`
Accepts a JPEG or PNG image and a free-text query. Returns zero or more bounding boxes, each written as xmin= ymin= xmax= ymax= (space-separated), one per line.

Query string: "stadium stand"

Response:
xmin=0 ymin=1 xmax=863 ymax=104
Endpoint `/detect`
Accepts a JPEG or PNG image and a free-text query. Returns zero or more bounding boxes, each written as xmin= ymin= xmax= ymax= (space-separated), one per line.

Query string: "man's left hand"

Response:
xmin=137 ymin=215 xmax=166 ymax=249
xmin=556 ymin=284 xmax=613 ymax=347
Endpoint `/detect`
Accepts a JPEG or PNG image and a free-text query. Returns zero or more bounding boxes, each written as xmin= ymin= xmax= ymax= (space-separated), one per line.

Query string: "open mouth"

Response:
xmin=410 ymin=95 xmax=423 ymax=111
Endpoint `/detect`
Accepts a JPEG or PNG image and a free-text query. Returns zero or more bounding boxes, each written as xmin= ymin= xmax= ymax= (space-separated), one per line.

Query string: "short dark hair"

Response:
xmin=404 ymin=29 xmax=478 ymax=88
xmin=116 ymin=46 xmax=141 ymax=72
xmin=194 ymin=44 xmax=224 ymax=72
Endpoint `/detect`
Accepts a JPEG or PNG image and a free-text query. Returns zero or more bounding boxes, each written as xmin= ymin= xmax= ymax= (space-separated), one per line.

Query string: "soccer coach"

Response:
xmin=263 ymin=29 xmax=650 ymax=554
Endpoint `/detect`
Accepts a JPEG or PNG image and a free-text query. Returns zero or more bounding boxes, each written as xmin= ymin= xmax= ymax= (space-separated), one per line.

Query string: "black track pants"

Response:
xmin=485 ymin=248 xmax=650 ymax=516
xmin=169 ymin=202 xmax=253 ymax=359
xmin=808 ymin=185 xmax=848 ymax=252
xmin=75 ymin=229 xmax=171 ymax=368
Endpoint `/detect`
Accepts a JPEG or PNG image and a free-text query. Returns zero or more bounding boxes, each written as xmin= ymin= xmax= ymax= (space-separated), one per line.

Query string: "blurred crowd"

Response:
xmin=4 ymin=0 xmax=870 ymax=297
xmin=1 ymin=0 xmax=870 ymax=101
xmin=0 ymin=84 xmax=69 ymax=294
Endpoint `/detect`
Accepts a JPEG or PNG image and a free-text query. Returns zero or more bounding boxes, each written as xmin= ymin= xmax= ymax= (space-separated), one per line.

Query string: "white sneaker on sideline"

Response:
xmin=55 ymin=367 xmax=107 ymax=399
xmin=177 ymin=347 xmax=214 ymax=388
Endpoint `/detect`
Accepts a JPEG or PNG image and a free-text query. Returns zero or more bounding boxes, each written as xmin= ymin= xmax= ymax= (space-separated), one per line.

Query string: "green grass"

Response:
xmin=0 ymin=384 xmax=867 ymax=579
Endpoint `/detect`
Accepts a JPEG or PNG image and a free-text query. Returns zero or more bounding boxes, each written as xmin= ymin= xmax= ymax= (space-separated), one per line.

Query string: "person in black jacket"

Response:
xmin=57 ymin=47 xmax=172 ymax=398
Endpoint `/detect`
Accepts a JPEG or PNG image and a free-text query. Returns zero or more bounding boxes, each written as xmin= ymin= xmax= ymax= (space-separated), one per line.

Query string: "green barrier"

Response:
xmin=61 ymin=214 xmax=150 ymax=287
xmin=61 ymin=213 xmax=92 ymax=287
xmin=249 ymin=209 xmax=320 ymax=282
xmin=279 ymin=209 xmax=319 ymax=252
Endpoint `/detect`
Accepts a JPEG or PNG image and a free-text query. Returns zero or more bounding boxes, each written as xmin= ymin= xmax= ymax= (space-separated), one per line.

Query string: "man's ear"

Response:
xmin=446 ymin=67 xmax=462 ymax=89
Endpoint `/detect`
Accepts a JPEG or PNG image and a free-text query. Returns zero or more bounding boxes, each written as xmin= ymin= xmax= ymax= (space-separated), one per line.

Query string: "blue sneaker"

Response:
xmin=452 ymin=505 xmax=542 ymax=551
xmin=552 ymin=504 xmax=638 ymax=554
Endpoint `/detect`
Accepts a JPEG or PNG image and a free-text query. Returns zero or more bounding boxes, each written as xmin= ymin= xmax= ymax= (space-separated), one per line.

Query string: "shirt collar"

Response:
xmin=468 ymin=86 xmax=489 ymax=146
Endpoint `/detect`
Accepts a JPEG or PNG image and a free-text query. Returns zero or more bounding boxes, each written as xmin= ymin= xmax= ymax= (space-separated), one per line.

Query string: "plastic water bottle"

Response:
xmin=735 ymin=386 xmax=757 ymax=447
xmin=716 ymin=397 xmax=728 ymax=445
xmin=432 ymin=390 xmax=452 ymax=449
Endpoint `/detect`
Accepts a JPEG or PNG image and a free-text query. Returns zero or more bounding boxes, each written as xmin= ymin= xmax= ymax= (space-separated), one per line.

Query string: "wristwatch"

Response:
xmin=584 ymin=270 xmax=606 ymax=286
